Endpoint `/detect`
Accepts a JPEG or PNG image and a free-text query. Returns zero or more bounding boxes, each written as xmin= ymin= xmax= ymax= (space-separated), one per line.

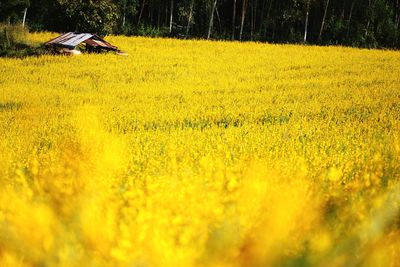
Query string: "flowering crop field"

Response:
xmin=0 ymin=33 xmax=400 ymax=267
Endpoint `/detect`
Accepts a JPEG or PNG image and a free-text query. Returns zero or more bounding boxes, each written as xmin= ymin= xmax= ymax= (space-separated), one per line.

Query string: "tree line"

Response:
xmin=1 ymin=0 xmax=400 ymax=48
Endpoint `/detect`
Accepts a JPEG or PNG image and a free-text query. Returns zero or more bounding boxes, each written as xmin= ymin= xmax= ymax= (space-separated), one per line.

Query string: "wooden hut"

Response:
xmin=45 ymin=32 xmax=120 ymax=55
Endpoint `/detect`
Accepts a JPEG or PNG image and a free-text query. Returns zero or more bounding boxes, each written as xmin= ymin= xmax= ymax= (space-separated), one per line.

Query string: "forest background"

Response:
xmin=1 ymin=0 xmax=400 ymax=49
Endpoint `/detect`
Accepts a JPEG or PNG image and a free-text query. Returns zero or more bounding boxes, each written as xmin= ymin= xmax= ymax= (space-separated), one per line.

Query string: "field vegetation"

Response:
xmin=0 ymin=33 xmax=400 ymax=266
xmin=0 ymin=24 xmax=45 ymax=57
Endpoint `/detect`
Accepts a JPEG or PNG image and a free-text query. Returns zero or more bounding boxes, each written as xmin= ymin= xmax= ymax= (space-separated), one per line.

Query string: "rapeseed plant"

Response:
xmin=0 ymin=33 xmax=399 ymax=266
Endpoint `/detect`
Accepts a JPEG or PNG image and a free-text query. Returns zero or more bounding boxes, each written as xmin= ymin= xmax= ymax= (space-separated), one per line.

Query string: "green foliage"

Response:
xmin=57 ymin=0 xmax=119 ymax=36
xmin=0 ymin=24 xmax=46 ymax=57
xmin=135 ymin=24 xmax=170 ymax=37
xmin=371 ymin=0 xmax=398 ymax=47
xmin=2 ymin=0 xmax=400 ymax=48
xmin=0 ymin=23 xmax=27 ymax=50
xmin=0 ymin=0 xmax=30 ymax=23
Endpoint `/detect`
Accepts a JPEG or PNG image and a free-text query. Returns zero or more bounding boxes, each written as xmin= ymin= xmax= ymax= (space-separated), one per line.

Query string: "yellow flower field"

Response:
xmin=0 ymin=33 xmax=400 ymax=267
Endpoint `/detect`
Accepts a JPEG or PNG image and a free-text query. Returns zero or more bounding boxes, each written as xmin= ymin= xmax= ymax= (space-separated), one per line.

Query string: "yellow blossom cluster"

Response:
xmin=0 ymin=32 xmax=399 ymax=266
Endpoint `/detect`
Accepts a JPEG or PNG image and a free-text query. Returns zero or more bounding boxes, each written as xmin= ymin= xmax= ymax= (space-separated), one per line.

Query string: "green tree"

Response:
xmin=115 ymin=0 xmax=137 ymax=33
xmin=0 ymin=0 xmax=30 ymax=24
xmin=57 ymin=0 xmax=118 ymax=36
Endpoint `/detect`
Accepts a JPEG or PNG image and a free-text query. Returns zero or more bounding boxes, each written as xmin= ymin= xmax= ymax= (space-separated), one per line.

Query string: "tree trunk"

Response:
xmin=22 ymin=8 xmax=28 ymax=27
xmin=318 ymin=0 xmax=329 ymax=42
xmin=239 ymin=0 xmax=248 ymax=40
xmin=253 ymin=0 xmax=258 ymax=39
xmin=165 ymin=2 xmax=168 ymax=26
xmin=347 ymin=0 xmax=356 ymax=39
xmin=250 ymin=0 xmax=258 ymax=40
xmin=262 ymin=0 xmax=273 ymax=41
xmin=137 ymin=0 xmax=146 ymax=26
xmin=303 ymin=0 xmax=310 ymax=43
xmin=169 ymin=0 xmax=174 ymax=33
xmin=186 ymin=1 xmax=194 ymax=37
xmin=340 ymin=1 xmax=345 ymax=19
xmin=250 ymin=0 xmax=254 ymax=39
xmin=272 ymin=20 xmax=276 ymax=40
xmin=122 ymin=2 xmax=126 ymax=28
xmin=149 ymin=1 xmax=154 ymax=23
xmin=259 ymin=0 xmax=267 ymax=36
xmin=157 ymin=5 xmax=161 ymax=29
xmin=396 ymin=0 xmax=400 ymax=29
xmin=232 ymin=0 xmax=237 ymax=40
xmin=364 ymin=0 xmax=372 ymax=39
xmin=215 ymin=7 xmax=222 ymax=33
xmin=207 ymin=0 xmax=218 ymax=39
